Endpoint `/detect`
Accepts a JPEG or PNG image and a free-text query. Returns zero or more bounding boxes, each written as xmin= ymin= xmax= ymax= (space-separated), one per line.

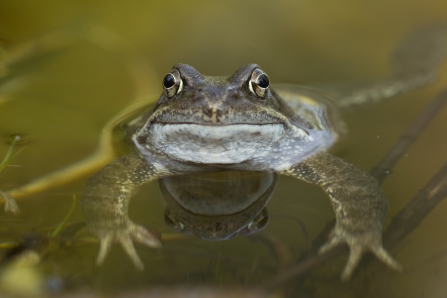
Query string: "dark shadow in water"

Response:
xmin=160 ymin=171 xmax=277 ymax=241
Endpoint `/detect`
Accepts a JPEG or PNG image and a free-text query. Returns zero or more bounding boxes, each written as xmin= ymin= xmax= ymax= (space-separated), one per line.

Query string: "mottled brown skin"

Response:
xmin=284 ymin=153 xmax=397 ymax=280
xmin=82 ymin=24 xmax=447 ymax=280
xmin=82 ymin=153 xmax=162 ymax=269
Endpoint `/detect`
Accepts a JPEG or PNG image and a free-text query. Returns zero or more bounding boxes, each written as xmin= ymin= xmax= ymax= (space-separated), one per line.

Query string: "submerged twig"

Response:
xmin=383 ymin=161 xmax=447 ymax=249
xmin=371 ymin=88 xmax=447 ymax=183
xmin=263 ymin=88 xmax=447 ymax=289
xmin=250 ymin=233 xmax=295 ymax=270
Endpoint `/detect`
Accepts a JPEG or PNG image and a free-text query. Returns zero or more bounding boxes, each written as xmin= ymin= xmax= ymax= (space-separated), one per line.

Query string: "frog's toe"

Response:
xmin=340 ymin=244 xmax=364 ymax=281
xmin=96 ymin=234 xmax=113 ymax=266
xmin=93 ymin=223 xmax=161 ymax=270
xmin=119 ymin=224 xmax=162 ymax=270
xmin=341 ymin=240 xmax=402 ymax=281
xmin=118 ymin=234 xmax=144 ymax=270
xmin=95 ymin=231 xmax=144 ymax=270
xmin=370 ymin=245 xmax=402 ymax=272
xmin=132 ymin=224 xmax=162 ymax=249
xmin=318 ymin=230 xmax=401 ymax=281
xmin=318 ymin=234 xmax=343 ymax=254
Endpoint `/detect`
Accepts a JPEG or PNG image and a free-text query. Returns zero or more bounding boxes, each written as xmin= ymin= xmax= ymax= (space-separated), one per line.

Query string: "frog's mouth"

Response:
xmin=151 ymin=120 xmax=285 ymax=126
xmin=152 ymin=123 xmax=285 ymax=140
xmin=149 ymin=123 xmax=288 ymax=164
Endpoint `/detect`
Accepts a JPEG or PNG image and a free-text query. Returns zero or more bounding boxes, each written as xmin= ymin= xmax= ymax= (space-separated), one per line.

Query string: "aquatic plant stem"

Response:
xmin=6 ymin=98 xmax=154 ymax=200
xmin=0 ymin=136 xmax=23 ymax=173
xmin=0 ymin=136 xmax=23 ymax=213
xmin=50 ymin=195 xmax=78 ymax=238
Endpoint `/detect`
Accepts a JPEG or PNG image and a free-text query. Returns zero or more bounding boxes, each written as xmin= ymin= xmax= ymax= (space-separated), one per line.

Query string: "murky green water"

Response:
xmin=1 ymin=1 xmax=447 ymax=297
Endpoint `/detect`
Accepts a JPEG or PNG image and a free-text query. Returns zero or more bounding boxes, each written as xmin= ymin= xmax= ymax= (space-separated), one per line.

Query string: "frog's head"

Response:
xmin=148 ymin=63 xmax=300 ymax=126
xmin=134 ymin=64 xmax=337 ymax=169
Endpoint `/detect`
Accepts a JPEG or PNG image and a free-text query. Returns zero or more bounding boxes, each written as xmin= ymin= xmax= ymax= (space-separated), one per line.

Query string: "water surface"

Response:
xmin=1 ymin=1 xmax=447 ymax=297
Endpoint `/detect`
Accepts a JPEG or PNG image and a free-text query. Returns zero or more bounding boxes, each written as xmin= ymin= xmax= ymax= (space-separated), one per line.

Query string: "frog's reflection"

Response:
xmin=160 ymin=171 xmax=277 ymax=240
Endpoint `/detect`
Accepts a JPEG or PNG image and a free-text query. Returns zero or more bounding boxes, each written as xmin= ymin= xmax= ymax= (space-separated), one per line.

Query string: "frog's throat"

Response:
xmin=142 ymin=123 xmax=308 ymax=165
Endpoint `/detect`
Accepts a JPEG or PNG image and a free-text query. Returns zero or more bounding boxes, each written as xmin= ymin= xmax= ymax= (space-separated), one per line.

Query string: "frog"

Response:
xmin=81 ymin=24 xmax=447 ymax=281
xmin=82 ymin=64 xmax=398 ymax=281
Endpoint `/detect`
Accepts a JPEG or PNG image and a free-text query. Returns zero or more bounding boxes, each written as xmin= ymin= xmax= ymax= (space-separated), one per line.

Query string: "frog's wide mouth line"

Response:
xmin=151 ymin=123 xmax=286 ymax=140
xmin=151 ymin=122 xmax=284 ymax=126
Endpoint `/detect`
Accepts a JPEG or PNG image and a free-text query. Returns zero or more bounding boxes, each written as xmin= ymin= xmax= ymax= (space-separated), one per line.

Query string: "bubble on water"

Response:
xmin=6 ymin=134 xmax=27 ymax=145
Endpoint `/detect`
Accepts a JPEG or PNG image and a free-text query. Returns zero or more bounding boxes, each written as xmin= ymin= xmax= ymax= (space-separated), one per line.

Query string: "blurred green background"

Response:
xmin=0 ymin=1 xmax=447 ymax=297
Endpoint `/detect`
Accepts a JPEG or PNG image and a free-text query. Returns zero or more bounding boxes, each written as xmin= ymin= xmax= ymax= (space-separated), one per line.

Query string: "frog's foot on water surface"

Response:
xmin=94 ymin=220 xmax=162 ymax=270
xmin=318 ymin=228 xmax=402 ymax=281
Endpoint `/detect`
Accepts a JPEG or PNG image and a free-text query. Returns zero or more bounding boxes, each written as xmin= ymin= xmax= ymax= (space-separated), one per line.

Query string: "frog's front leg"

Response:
xmin=81 ymin=152 xmax=168 ymax=270
xmin=281 ymin=152 xmax=401 ymax=281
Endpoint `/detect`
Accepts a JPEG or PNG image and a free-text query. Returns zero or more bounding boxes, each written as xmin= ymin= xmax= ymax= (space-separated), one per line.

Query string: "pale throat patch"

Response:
xmin=150 ymin=123 xmax=287 ymax=164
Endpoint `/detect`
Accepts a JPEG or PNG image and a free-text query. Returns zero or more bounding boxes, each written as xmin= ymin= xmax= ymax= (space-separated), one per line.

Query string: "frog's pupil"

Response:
xmin=257 ymin=74 xmax=269 ymax=88
xmin=163 ymin=74 xmax=176 ymax=88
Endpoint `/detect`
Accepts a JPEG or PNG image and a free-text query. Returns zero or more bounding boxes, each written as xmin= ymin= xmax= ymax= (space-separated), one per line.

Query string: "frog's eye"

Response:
xmin=249 ymin=68 xmax=270 ymax=98
xmin=163 ymin=69 xmax=183 ymax=97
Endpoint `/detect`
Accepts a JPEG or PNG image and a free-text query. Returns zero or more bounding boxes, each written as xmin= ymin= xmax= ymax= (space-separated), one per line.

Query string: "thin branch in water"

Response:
xmin=301 ymin=88 xmax=447 ymax=257
xmin=360 ymin=159 xmax=447 ymax=279
xmin=383 ymin=161 xmax=447 ymax=250
xmin=371 ymin=88 xmax=447 ymax=183
xmin=263 ymin=88 xmax=447 ymax=289
xmin=250 ymin=233 xmax=295 ymax=270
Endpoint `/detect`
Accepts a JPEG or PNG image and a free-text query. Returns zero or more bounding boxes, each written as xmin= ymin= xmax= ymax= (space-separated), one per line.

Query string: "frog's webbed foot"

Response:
xmin=95 ymin=221 xmax=162 ymax=270
xmin=0 ymin=191 xmax=19 ymax=214
xmin=318 ymin=228 xmax=402 ymax=281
